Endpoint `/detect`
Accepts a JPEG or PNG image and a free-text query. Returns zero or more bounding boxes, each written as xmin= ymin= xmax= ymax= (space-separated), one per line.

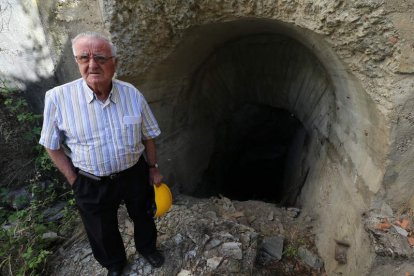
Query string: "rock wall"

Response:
xmin=35 ymin=0 xmax=107 ymax=90
xmin=0 ymin=0 xmax=55 ymax=110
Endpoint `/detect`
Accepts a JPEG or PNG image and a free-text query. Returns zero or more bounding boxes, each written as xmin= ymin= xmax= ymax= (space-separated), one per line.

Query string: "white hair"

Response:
xmin=71 ymin=32 xmax=117 ymax=56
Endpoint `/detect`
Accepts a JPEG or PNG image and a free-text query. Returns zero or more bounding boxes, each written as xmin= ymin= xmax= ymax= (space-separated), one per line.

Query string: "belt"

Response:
xmin=78 ymin=170 xmax=121 ymax=181
xmin=77 ymin=161 xmax=140 ymax=182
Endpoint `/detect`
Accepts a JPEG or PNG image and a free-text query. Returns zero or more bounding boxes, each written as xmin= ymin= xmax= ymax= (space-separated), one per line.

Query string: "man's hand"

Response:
xmin=46 ymin=148 xmax=77 ymax=186
xmin=149 ymin=168 xmax=163 ymax=187
xmin=68 ymin=174 xmax=78 ymax=186
xmin=143 ymin=139 xmax=163 ymax=186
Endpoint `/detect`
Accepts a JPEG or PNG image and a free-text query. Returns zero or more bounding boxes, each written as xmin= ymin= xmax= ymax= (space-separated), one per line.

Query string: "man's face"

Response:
xmin=73 ymin=37 xmax=117 ymax=91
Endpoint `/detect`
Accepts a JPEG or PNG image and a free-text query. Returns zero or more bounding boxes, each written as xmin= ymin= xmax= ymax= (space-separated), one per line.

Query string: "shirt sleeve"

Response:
xmin=39 ymin=90 xmax=61 ymax=150
xmin=140 ymin=95 xmax=161 ymax=140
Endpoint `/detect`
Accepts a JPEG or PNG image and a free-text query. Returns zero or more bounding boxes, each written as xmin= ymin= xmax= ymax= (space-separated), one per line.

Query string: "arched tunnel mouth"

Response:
xmin=181 ymin=33 xmax=336 ymax=206
xmin=197 ymin=103 xmax=306 ymax=204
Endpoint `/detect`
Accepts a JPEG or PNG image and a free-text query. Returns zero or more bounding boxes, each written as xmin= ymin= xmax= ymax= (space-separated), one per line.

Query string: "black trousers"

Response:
xmin=72 ymin=157 xmax=157 ymax=269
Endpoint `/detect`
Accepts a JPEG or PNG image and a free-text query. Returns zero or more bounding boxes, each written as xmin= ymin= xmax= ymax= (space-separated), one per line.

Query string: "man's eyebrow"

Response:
xmin=78 ymin=51 xmax=106 ymax=54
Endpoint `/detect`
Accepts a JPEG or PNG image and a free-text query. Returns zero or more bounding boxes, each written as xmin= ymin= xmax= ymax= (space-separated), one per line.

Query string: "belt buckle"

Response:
xmin=108 ymin=173 xmax=118 ymax=180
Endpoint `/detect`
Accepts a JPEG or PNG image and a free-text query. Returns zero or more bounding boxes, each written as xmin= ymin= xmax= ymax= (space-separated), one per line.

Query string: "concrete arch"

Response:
xmin=135 ymin=18 xmax=389 ymax=275
xmin=141 ymin=18 xmax=388 ymax=199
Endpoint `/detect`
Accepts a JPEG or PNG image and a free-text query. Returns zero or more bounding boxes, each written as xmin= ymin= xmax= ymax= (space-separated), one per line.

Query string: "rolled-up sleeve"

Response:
xmin=141 ymin=96 xmax=161 ymax=140
xmin=39 ymin=91 xmax=61 ymax=150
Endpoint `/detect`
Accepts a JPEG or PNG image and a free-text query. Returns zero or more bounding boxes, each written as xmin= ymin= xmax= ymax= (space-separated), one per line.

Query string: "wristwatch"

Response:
xmin=149 ymin=163 xmax=159 ymax=169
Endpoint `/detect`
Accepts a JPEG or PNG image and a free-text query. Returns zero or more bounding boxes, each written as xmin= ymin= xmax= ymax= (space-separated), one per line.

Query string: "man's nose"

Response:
xmin=88 ymin=56 xmax=99 ymax=66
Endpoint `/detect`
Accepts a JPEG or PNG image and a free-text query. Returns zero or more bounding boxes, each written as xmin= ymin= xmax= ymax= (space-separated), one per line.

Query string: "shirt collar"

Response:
xmin=81 ymin=79 xmax=119 ymax=104
xmin=82 ymin=80 xmax=95 ymax=103
xmin=110 ymin=84 xmax=119 ymax=104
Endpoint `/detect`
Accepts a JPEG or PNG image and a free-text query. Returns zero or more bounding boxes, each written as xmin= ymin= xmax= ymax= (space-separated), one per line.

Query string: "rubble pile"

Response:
xmin=364 ymin=205 xmax=414 ymax=259
xmin=48 ymin=194 xmax=324 ymax=275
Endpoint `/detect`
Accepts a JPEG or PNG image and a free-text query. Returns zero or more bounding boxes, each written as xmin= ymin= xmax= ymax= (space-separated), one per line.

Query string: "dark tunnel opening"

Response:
xmin=196 ymin=103 xmax=306 ymax=203
xmin=184 ymin=33 xmax=334 ymax=205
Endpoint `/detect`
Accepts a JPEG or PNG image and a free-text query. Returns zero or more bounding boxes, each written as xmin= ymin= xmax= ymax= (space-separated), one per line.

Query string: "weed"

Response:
xmin=283 ymin=244 xmax=298 ymax=258
xmin=21 ymin=248 xmax=51 ymax=272
xmin=0 ymin=79 xmax=55 ymax=174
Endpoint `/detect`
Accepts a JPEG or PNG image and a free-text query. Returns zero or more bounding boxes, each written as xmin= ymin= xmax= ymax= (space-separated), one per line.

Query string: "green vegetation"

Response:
xmin=0 ymin=80 xmax=51 ymax=172
xmin=0 ymin=184 xmax=77 ymax=275
xmin=0 ymin=80 xmax=77 ymax=275
xmin=283 ymin=237 xmax=305 ymax=258
xmin=283 ymin=244 xmax=299 ymax=258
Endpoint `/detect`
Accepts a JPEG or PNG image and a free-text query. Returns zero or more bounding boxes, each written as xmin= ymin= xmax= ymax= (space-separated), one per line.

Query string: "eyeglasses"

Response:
xmin=74 ymin=54 xmax=115 ymax=64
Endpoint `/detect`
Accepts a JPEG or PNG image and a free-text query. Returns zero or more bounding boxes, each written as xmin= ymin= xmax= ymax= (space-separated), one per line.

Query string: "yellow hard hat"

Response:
xmin=154 ymin=183 xmax=172 ymax=217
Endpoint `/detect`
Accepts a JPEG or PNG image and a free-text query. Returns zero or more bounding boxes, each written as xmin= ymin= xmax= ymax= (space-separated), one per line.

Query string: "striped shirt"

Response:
xmin=39 ymin=78 xmax=161 ymax=176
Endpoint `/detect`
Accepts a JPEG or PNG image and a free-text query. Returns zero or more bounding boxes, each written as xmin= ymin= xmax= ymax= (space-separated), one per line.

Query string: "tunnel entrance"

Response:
xmin=182 ymin=33 xmax=335 ymax=205
xmin=133 ymin=18 xmax=390 ymax=274
xmin=197 ymin=103 xmax=305 ymax=203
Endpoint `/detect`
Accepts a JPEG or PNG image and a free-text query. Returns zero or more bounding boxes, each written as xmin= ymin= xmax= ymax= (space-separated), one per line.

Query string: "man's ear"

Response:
xmin=114 ymin=57 xmax=119 ymax=68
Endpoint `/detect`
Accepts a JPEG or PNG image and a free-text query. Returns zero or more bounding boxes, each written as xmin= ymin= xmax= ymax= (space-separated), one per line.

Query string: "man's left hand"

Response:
xmin=149 ymin=168 xmax=163 ymax=187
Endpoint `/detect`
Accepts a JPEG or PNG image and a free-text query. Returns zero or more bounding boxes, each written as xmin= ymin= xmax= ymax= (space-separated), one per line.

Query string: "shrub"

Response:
xmin=0 ymin=80 xmax=77 ymax=275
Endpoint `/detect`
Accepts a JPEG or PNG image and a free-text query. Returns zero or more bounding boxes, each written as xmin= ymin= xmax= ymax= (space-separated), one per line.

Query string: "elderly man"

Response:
xmin=39 ymin=32 xmax=164 ymax=275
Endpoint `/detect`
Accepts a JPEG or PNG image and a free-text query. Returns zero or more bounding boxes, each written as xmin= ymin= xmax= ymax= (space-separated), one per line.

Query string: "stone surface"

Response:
xmin=334 ymin=240 xmax=350 ymax=265
xmin=41 ymin=231 xmax=58 ymax=240
xmin=298 ymin=247 xmax=324 ymax=269
xmin=206 ymin=256 xmax=223 ymax=270
xmin=220 ymin=242 xmax=243 ymax=260
xmin=261 ymin=236 xmax=284 ymax=261
xmin=42 ymin=201 xmax=67 ymax=222
xmin=364 ymin=209 xmax=414 ymax=260
xmin=47 ymin=195 xmax=324 ymax=275
xmin=0 ymin=0 xmax=55 ymax=99
xmin=7 ymin=187 xmax=31 ymax=210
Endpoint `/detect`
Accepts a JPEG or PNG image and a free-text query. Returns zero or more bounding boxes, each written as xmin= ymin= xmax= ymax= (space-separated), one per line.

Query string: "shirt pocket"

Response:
xmin=118 ymin=115 xmax=141 ymax=151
